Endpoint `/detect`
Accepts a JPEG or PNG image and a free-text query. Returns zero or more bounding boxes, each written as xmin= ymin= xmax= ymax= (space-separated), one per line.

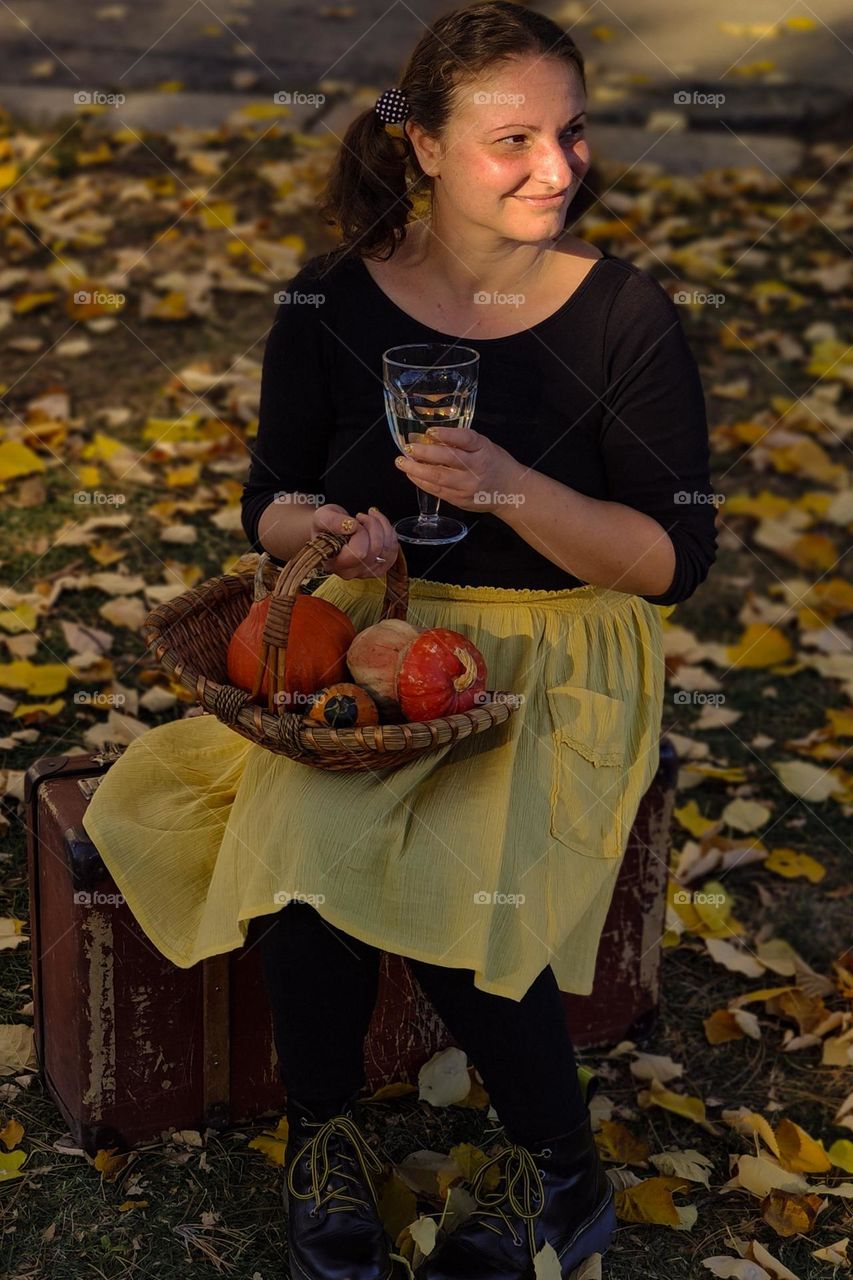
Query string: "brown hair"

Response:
xmin=315 ymin=0 xmax=598 ymax=267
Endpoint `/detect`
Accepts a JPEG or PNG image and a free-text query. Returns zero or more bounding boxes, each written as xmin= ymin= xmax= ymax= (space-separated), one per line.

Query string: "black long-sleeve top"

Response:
xmin=240 ymin=247 xmax=718 ymax=605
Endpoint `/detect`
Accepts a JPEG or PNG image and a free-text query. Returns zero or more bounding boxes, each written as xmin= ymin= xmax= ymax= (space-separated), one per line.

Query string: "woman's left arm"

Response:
xmin=483 ymin=467 xmax=681 ymax=600
xmin=397 ymin=440 xmax=679 ymax=597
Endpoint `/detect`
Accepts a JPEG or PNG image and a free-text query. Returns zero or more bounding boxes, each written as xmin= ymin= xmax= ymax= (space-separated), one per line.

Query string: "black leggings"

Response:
xmin=256 ymin=901 xmax=588 ymax=1146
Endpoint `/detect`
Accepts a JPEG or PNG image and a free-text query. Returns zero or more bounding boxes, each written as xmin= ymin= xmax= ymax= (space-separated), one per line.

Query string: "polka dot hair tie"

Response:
xmin=375 ymin=87 xmax=409 ymax=125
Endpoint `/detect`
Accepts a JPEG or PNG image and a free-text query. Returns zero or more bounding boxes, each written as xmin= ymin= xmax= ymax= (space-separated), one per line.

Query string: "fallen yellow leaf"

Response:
xmin=726 ymin=623 xmax=793 ymax=668
xmin=725 ymin=490 xmax=791 ymax=519
xmin=13 ymin=698 xmax=66 ymax=719
xmin=0 ymin=659 xmax=70 ymax=696
xmin=806 ymin=338 xmax=853 ymax=384
xmin=615 ymin=1176 xmax=695 ymax=1229
xmin=92 ymin=1146 xmax=131 ymax=1179
xmin=824 ymin=708 xmax=853 ymax=739
xmin=828 ymin=1140 xmax=853 ymax=1173
xmin=673 ymin=800 xmax=720 ymax=837
xmin=75 ymin=142 xmax=114 ymax=166
xmin=787 ymin=533 xmax=838 ymax=572
xmin=775 ymin=1118 xmax=832 ymax=1173
xmin=447 ymin=1143 xmax=500 ymax=1192
xmin=199 ymin=201 xmax=236 ymax=229
xmin=704 ymin=1009 xmax=751 ymax=1044
xmin=636 ymin=1078 xmax=717 ymax=1132
xmin=0 ymin=1118 xmax=24 ymax=1149
xmin=764 ymin=847 xmax=826 ymax=882
xmin=731 ymin=1153 xmax=809 ymax=1198
xmin=765 ymin=988 xmax=831 ymax=1036
xmin=13 ymin=290 xmax=57 ymax=314
xmin=594 ymin=1120 xmax=650 ymax=1165
xmin=0 ymin=1149 xmax=27 ymax=1182
xmin=0 ymin=603 xmax=39 ymax=634
xmin=0 ymin=440 xmax=47 ymax=482
xmin=165 ymin=463 xmax=201 ymax=488
xmin=247 ymin=1133 xmax=286 ymax=1165
xmin=722 ymin=1107 xmax=782 ymax=1158
xmin=768 ymin=435 xmax=845 ymax=483
xmin=822 ymin=1027 xmax=853 ymax=1067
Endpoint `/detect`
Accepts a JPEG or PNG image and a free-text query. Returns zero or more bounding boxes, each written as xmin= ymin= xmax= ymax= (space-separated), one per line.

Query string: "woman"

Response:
xmin=83 ymin=2 xmax=718 ymax=1276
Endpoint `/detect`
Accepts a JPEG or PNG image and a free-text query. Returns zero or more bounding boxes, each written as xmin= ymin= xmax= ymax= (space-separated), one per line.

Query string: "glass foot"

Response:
xmin=393 ymin=515 xmax=468 ymax=545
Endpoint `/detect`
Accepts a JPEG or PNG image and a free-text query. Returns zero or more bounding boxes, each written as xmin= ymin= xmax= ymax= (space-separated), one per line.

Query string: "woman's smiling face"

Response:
xmin=408 ymin=55 xmax=591 ymax=240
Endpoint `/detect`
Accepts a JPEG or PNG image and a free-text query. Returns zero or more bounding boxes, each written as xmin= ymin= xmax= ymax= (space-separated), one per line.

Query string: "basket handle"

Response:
xmin=252 ymin=531 xmax=410 ymax=713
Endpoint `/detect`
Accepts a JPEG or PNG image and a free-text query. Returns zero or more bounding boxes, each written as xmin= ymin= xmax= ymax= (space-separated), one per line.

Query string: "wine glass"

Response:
xmin=383 ymin=343 xmax=479 ymax=544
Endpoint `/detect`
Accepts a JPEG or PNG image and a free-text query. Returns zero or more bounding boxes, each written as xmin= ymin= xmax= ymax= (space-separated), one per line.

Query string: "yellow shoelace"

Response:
xmin=286 ymin=1114 xmax=385 ymax=1217
xmin=465 ymin=1141 xmax=548 ymax=1263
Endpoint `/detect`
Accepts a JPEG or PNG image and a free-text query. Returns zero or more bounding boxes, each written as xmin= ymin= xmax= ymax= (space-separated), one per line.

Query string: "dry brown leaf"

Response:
xmin=761 ymin=1189 xmax=824 ymax=1237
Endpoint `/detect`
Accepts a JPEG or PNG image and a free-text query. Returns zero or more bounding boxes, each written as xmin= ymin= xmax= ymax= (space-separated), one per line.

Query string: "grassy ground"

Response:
xmin=1 ymin=107 xmax=851 ymax=1278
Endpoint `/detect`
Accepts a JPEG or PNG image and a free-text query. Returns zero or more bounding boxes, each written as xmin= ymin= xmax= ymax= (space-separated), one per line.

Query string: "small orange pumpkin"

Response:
xmin=306 ymin=682 xmax=379 ymax=728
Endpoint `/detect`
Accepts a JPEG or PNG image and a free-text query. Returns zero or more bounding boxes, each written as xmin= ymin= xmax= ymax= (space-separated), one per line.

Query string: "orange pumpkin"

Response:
xmin=227 ymin=560 xmax=355 ymax=706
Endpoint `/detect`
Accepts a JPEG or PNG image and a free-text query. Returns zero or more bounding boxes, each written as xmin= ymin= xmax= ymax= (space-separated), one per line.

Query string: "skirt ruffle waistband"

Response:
xmin=321 ymin=573 xmax=641 ymax=612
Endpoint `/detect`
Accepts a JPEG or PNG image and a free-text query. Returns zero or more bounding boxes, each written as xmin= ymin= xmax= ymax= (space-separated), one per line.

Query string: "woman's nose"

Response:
xmin=531 ymin=141 xmax=576 ymax=190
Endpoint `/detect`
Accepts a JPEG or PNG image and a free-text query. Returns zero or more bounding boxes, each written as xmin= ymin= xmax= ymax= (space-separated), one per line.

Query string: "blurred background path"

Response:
xmin=0 ymin=0 xmax=849 ymax=174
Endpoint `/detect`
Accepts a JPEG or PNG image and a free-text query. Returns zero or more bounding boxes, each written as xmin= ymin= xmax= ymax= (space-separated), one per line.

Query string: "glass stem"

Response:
xmin=416 ymin=486 xmax=440 ymax=525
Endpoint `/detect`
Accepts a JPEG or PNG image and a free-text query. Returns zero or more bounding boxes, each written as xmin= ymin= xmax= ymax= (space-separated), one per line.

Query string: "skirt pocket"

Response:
xmin=546 ymin=683 xmax=629 ymax=859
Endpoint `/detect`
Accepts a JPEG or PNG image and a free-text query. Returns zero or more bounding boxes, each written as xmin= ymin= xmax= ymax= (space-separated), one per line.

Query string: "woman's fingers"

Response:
xmin=331 ymin=526 xmax=370 ymax=578
xmin=366 ymin=506 xmax=398 ymax=554
xmin=312 ymin=505 xmax=357 ymax=573
xmin=357 ymin=510 xmax=399 ymax=573
xmin=310 ymin=504 xmax=398 ymax=578
xmin=353 ymin=512 xmax=384 ymax=568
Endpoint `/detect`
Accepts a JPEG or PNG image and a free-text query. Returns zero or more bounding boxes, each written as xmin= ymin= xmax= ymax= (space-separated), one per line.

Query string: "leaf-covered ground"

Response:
xmin=0 ymin=104 xmax=851 ymax=1279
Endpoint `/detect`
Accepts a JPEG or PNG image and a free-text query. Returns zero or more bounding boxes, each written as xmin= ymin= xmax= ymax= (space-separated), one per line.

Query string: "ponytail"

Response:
xmin=316 ymin=106 xmax=426 ymax=264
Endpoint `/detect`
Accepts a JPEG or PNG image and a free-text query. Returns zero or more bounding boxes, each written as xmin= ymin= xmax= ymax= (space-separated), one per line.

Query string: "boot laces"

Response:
xmin=464 ymin=1141 xmax=550 ymax=1262
xmin=286 ymin=1114 xmax=385 ymax=1218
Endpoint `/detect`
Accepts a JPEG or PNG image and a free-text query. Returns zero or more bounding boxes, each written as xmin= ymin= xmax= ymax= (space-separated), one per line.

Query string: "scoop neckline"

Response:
xmin=356 ymin=247 xmax=610 ymax=345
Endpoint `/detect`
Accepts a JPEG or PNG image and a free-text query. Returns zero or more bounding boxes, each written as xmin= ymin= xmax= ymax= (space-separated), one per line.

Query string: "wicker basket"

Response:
xmin=142 ymin=530 xmax=521 ymax=772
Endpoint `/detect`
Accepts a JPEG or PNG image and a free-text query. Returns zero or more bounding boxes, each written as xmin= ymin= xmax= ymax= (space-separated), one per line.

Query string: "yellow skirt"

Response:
xmin=81 ymin=575 xmax=672 ymax=1002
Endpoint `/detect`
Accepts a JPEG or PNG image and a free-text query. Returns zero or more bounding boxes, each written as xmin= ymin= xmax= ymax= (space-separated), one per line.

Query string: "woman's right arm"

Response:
xmin=244 ymin=273 xmax=397 ymax=576
xmin=256 ymin=496 xmax=323 ymax=562
xmin=241 ymin=271 xmax=332 ymax=558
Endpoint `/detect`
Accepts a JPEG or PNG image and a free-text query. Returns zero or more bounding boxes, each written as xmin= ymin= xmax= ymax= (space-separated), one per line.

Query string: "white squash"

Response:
xmin=345 ymin=618 xmax=422 ymax=720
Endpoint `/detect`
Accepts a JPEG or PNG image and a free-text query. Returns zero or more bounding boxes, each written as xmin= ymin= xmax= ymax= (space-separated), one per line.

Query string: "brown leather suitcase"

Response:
xmin=25 ymin=737 xmax=676 ymax=1153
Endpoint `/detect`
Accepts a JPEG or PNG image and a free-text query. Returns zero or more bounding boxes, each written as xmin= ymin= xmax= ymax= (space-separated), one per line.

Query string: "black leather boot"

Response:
xmin=419 ymin=1109 xmax=616 ymax=1278
xmin=282 ymin=1092 xmax=398 ymax=1280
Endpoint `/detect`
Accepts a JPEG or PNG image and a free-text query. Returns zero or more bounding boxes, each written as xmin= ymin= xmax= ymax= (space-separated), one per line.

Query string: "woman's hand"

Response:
xmin=310 ymin=503 xmax=399 ymax=579
xmin=393 ymin=427 xmax=523 ymax=515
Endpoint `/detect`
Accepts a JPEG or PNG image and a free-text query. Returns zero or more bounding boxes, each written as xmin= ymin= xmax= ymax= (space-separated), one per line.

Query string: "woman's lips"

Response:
xmin=515 ymin=192 xmax=568 ymax=206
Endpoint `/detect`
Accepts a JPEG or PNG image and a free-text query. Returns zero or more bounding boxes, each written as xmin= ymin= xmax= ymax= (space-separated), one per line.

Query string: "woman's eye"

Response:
xmin=499 ymin=127 xmax=584 ymax=146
